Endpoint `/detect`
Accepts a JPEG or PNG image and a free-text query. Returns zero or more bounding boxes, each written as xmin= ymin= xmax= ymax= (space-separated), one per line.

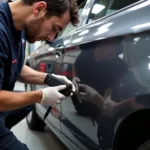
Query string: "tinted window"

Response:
xmin=88 ymin=0 xmax=139 ymax=23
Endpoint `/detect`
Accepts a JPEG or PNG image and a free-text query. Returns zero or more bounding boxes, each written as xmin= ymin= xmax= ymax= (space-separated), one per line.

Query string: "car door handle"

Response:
xmin=48 ymin=44 xmax=64 ymax=55
xmin=56 ymin=44 xmax=64 ymax=50
xmin=48 ymin=44 xmax=65 ymax=58
xmin=48 ymin=44 xmax=64 ymax=52
xmin=55 ymin=44 xmax=65 ymax=56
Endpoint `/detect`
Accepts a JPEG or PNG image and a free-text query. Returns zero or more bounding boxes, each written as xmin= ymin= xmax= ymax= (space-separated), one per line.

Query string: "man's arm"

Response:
xmin=18 ymin=65 xmax=76 ymax=92
xmin=0 ymin=90 xmax=42 ymax=111
xmin=102 ymin=97 xmax=144 ymax=116
xmin=18 ymin=65 xmax=47 ymax=85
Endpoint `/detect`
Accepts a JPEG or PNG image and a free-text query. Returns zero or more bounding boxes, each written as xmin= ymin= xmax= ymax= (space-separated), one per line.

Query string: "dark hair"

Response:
xmin=21 ymin=0 xmax=79 ymax=26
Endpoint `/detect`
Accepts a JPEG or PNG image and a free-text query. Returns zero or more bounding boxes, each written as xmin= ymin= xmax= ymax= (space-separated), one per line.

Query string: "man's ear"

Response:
xmin=33 ymin=1 xmax=47 ymax=17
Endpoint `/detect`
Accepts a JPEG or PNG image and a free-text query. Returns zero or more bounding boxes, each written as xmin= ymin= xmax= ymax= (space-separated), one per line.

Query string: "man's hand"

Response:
xmin=78 ymin=84 xmax=104 ymax=108
xmin=72 ymin=77 xmax=80 ymax=93
xmin=78 ymin=84 xmax=99 ymax=102
xmin=52 ymin=74 xmax=76 ymax=93
xmin=40 ymin=85 xmax=66 ymax=107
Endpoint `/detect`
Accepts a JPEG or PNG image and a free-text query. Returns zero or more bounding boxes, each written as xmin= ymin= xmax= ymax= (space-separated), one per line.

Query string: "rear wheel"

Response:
xmin=113 ymin=109 xmax=150 ymax=150
xmin=138 ymin=140 xmax=150 ymax=150
xmin=25 ymin=83 xmax=45 ymax=131
xmin=26 ymin=105 xmax=46 ymax=131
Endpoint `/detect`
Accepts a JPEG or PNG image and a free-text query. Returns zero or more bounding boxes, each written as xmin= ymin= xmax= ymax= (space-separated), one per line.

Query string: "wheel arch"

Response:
xmin=113 ymin=109 xmax=150 ymax=150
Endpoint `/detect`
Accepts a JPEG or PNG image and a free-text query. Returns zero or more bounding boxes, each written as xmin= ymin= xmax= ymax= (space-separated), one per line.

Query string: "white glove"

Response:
xmin=40 ymin=85 xmax=66 ymax=106
xmin=52 ymin=74 xmax=76 ymax=93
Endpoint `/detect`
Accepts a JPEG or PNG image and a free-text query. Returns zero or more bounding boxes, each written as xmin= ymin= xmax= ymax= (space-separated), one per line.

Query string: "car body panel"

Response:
xmin=59 ymin=1 xmax=150 ymax=149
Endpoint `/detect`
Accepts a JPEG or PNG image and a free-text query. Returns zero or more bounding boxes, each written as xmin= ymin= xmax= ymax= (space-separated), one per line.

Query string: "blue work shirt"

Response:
xmin=0 ymin=2 xmax=25 ymax=91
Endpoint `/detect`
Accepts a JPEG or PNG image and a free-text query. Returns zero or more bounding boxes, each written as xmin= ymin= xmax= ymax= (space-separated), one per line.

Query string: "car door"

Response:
xmin=31 ymin=0 xmax=92 ymax=136
xmin=32 ymin=38 xmax=65 ymax=131
xmin=60 ymin=0 xmax=142 ymax=149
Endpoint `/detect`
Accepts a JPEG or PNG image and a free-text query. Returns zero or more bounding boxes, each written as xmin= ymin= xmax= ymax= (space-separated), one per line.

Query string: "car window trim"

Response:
xmin=77 ymin=0 xmax=146 ymax=31
xmin=58 ymin=0 xmax=93 ymax=39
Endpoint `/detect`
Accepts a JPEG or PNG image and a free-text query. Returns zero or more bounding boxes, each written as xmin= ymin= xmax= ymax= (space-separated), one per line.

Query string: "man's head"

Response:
xmin=12 ymin=0 xmax=79 ymax=43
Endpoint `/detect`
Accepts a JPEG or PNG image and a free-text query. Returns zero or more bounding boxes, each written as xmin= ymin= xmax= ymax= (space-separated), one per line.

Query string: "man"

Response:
xmin=0 ymin=0 xmax=78 ymax=149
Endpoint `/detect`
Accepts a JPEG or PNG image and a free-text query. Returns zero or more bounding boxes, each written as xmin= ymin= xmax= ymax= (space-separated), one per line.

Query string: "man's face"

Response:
xmin=24 ymin=2 xmax=70 ymax=43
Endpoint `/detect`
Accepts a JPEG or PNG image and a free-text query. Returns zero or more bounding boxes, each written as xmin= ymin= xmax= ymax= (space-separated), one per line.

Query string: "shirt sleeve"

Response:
xmin=0 ymin=32 xmax=9 ymax=89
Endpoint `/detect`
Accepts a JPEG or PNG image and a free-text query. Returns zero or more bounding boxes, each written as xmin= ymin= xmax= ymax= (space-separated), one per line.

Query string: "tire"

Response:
xmin=113 ymin=109 xmax=150 ymax=150
xmin=26 ymin=105 xmax=46 ymax=132
xmin=138 ymin=140 xmax=150 ymax=150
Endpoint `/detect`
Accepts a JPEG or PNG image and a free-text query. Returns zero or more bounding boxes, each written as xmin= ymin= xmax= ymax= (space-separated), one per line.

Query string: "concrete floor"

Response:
xmin=11 ymin=82 xmax=67 ymax=150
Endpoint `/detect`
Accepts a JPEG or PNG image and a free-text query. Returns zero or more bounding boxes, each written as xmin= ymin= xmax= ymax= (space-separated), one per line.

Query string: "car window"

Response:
xmin=60 ymin=0 xmax=87 ymax=36
xmin=88 ymin=0 xmax=139 ymax=23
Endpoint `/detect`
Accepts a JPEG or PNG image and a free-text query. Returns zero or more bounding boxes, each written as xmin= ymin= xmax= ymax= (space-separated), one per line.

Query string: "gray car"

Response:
xmin=25 ymin=0 xmax=150 ymax=149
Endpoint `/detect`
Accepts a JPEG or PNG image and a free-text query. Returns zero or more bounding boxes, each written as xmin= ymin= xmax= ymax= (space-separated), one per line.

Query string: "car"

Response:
xmin=25 ymin=0 xmax=150 ymax=149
